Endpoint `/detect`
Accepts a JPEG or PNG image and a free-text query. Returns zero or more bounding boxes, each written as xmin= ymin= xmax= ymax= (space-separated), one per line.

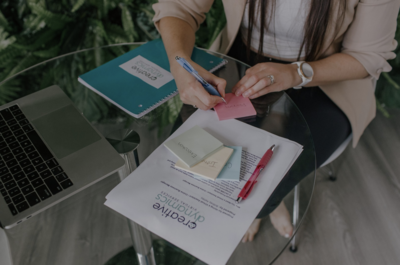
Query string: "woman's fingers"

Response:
xmin=196 ymin=88 xmax=224 ymax=109
xmin=232 ymin=62 xmax=300 ymax=99
xmin=248 ymin=83 xmax=280 ymax=99
xmin=232 ymin=63 xmax=270 ymax=93
xmin=179 ymin=79 xmax=223 ymax=110
xmin=234 ymin=71 xmax=273 ymax=97
xmin=201 ymin=71 xmax=227 ymax=97
xmin=189 ymin=96 xmax=209 ymax=110
xmin=242 ymin=75 xmax=274 ymax=98
xmin=190 ymin=78 xmax=224 ymax=108
xmin=213 ymin=77 xmax=227 ymax=97
xmin=232 ymin=75 xmax=250 ymax=95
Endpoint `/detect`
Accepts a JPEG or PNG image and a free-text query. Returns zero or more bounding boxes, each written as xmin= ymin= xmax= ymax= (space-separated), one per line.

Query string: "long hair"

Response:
xmin=246 ymin=0 xmax=346 ymax=62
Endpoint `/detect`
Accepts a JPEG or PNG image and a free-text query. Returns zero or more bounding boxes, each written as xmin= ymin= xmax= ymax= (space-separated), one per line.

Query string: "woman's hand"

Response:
xmin=232 ymin=62 xmax=302 ymax=99
xmin=171 ymin=60 xmax=226 ymax=110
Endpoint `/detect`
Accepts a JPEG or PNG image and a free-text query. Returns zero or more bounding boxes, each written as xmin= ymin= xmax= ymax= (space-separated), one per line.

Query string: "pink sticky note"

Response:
xmin=214 ymin=93 xmax=257 ymax=121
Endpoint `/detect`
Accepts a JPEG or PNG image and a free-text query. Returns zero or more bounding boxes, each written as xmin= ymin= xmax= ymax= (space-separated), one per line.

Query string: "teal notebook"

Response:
xmin=78 ymin=39 xmax=227 ymax=118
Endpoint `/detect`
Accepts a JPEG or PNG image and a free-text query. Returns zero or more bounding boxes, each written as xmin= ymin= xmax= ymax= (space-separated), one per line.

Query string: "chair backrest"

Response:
xmin=320 ymin=133 xmax=353 ymax=168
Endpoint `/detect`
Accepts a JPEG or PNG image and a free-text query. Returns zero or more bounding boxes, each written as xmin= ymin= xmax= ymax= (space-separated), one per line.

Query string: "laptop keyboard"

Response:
xmin=0 ymin=105 xmax=73 ymax=216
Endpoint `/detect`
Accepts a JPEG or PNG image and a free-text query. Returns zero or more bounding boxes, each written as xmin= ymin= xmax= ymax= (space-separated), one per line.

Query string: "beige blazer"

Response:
xmin=153 ymin=0 xmax=400 ymax=147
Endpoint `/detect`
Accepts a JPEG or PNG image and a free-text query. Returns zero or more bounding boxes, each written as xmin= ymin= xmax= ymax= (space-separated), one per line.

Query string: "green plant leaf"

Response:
xmin=120 ymin=3 xmax=137 ymax=42
xmin=30 ymin=3 xmax=73 ymax=29
xmin=382 ymin=72 xmax=400 ymax=89
xmin=71 ymin=0 xmax=86 ymax=12
xmin=104 ymin=22 xmax=129 ymax=43
xmin=0 ymin=46 xmax=26 ymax=68
xmin=6 ymin=54 xmax=38 ymax=78
xmin=13 ymin=29 xmax=59 ymax=51
xmin=376 ymin=98 xmax=390 ymax=118
xmin=0 ymin=84 xmax=21 ymax=104
xmin=32 ymin=45 xmax=60 ymax=58
xmin=0 ymin=10 xmax=9 ymax=30
xmin=0 ymin=28 xmax=16 ymax=50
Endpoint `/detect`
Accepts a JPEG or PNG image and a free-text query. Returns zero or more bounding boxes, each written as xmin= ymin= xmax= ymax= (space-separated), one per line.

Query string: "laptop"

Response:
xmin=0 ymin=85 xmax=125 ymax=229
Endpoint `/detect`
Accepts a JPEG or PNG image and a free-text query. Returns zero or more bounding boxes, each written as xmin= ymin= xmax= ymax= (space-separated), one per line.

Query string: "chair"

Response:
xmin=289 ymin=133 xmax=353 ymax=252
xmin=0 ymin=228 xmax=13 ymax=265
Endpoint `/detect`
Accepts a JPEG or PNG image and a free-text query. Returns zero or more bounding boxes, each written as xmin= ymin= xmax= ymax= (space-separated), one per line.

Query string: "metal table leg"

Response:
xmin=290 ymin=184 xmax=299 ymax=252
xmin=106 ymin=129 xmax=156 ymax=265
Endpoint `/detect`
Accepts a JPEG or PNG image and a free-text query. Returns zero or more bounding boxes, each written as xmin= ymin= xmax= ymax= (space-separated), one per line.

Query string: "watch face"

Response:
xmin=301 ymin=63 xmax=314 ymax=78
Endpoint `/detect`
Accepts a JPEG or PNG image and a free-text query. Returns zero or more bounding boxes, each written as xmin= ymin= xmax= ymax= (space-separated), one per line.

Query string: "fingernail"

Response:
xmin=235 ymin=91 xmax=241 ymax=96
xmin=243 ymin=92 xmax=249 ymax=98
xmin=284 ymin=234 xmax=289 ymax=238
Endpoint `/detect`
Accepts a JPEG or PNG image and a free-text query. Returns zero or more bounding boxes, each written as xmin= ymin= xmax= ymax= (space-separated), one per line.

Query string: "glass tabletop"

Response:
xmin=0 ymin=43 xmax=316 ymax=265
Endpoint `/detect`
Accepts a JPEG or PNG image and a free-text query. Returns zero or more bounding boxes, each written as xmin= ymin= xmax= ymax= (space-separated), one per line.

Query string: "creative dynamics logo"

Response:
xmin=119 ymin=55 xmax=173 ymax=89
xmin=153 ymin=193 xmax=205 ymax=230
xmin=131 ymin=60 xmax=163 ymax=81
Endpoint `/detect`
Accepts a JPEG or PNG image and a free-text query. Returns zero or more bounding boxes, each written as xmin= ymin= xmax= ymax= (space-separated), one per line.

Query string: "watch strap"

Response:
xmin=292 ymin=61 xmax=312 ymax=89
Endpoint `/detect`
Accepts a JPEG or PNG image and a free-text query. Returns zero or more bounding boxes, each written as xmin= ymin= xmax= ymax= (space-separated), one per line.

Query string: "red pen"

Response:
xmin=236 ymin=145 xmax=275 ymax=203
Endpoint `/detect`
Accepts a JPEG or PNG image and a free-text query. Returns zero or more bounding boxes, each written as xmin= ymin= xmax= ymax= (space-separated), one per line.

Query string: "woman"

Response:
xmin=152 ymin=0 xmax=399 ymax=242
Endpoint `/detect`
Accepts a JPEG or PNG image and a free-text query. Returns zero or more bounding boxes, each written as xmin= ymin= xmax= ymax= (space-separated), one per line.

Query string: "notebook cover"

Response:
xmin=214 ymin=93 xmax=257 ymax=121
xmin=174 ymin=146 xmax=234 ymax=180
xmin=78 ymin=39 xmax=227 ymax=118
xmin=164 ymin=125 xmax=224 ymax=167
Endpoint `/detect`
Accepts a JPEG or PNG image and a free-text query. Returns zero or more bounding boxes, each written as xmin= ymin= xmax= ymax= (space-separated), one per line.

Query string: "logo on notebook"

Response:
xmin=119 ymin=55 xmax=173 ymax=89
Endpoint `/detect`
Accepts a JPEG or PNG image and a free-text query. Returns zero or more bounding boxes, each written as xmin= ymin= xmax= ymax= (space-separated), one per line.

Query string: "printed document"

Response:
xmin=105 ymin=110 xmax=303 ymax=265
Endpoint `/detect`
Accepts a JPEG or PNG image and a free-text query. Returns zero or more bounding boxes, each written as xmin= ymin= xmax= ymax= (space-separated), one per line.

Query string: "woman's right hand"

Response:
xmin=171 ymin=60 xmax=227 ymax=110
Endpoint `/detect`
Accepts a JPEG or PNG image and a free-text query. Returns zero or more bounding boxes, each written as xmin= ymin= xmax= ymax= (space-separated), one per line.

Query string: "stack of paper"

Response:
xmin=105 ymin=110 xmax=303 ymax=265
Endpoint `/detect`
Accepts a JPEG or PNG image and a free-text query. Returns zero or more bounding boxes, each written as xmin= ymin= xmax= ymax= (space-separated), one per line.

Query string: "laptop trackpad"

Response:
xmin=32 ymin=105 xmax=102 ymax=159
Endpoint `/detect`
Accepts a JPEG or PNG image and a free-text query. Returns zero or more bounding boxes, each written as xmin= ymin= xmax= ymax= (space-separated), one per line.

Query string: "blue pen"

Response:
xmin=175 ymin=56 xmax=227 ymax=104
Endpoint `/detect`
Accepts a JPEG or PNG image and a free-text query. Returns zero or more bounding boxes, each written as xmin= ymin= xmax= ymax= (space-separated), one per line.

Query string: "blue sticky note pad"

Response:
xmin=216 ymin=146 xmax=242 ymax=181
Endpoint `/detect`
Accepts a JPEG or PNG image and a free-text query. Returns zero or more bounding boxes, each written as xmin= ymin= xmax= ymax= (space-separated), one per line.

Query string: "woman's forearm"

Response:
xmin=306 ymin=53 xmax=370 ymax=87
xmin=232 ymin=52 xmax=371 ymax=99
xmin=157 ymin=16 xmax=226 ymax=109
xmin=158 ymin=17 xmax=196 ymax=74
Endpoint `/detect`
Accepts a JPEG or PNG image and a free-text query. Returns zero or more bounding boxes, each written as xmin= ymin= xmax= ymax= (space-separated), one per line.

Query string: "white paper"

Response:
xmin=119 ymin=55 xmax=174 ymax=89
xmin=105 ymin=110 xmax=303 ymax=265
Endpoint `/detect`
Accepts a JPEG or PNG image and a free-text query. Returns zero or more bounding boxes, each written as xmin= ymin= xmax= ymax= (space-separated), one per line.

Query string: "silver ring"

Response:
xmin=193 ymin=105 xmax=197 ymax=108
xmin=267 ymin=75 xmax=275 ymax=85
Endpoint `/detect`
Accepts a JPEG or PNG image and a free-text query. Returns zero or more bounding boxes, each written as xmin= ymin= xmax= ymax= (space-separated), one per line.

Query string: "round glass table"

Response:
xmin=0 ymin=43 xmax=316 ymax=265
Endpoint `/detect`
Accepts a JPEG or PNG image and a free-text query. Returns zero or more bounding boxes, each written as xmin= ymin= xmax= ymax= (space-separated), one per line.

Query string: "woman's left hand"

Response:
xmin=232 ymin=62 xmax=302 ymax=99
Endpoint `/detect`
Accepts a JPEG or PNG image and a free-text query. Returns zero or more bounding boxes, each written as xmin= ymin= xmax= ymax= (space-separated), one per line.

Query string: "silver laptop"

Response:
xmin=0 ymin=85 xmax=125 ymax=229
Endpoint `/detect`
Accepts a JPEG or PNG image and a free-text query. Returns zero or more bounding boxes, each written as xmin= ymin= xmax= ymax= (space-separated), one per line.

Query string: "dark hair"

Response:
xmin=246 ymin=0 xmax=346 ymax=62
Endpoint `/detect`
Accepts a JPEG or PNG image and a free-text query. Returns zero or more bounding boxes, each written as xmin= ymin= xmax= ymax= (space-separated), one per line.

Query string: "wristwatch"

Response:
xmin=291 ymin=61 xmax=314 ymax=89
